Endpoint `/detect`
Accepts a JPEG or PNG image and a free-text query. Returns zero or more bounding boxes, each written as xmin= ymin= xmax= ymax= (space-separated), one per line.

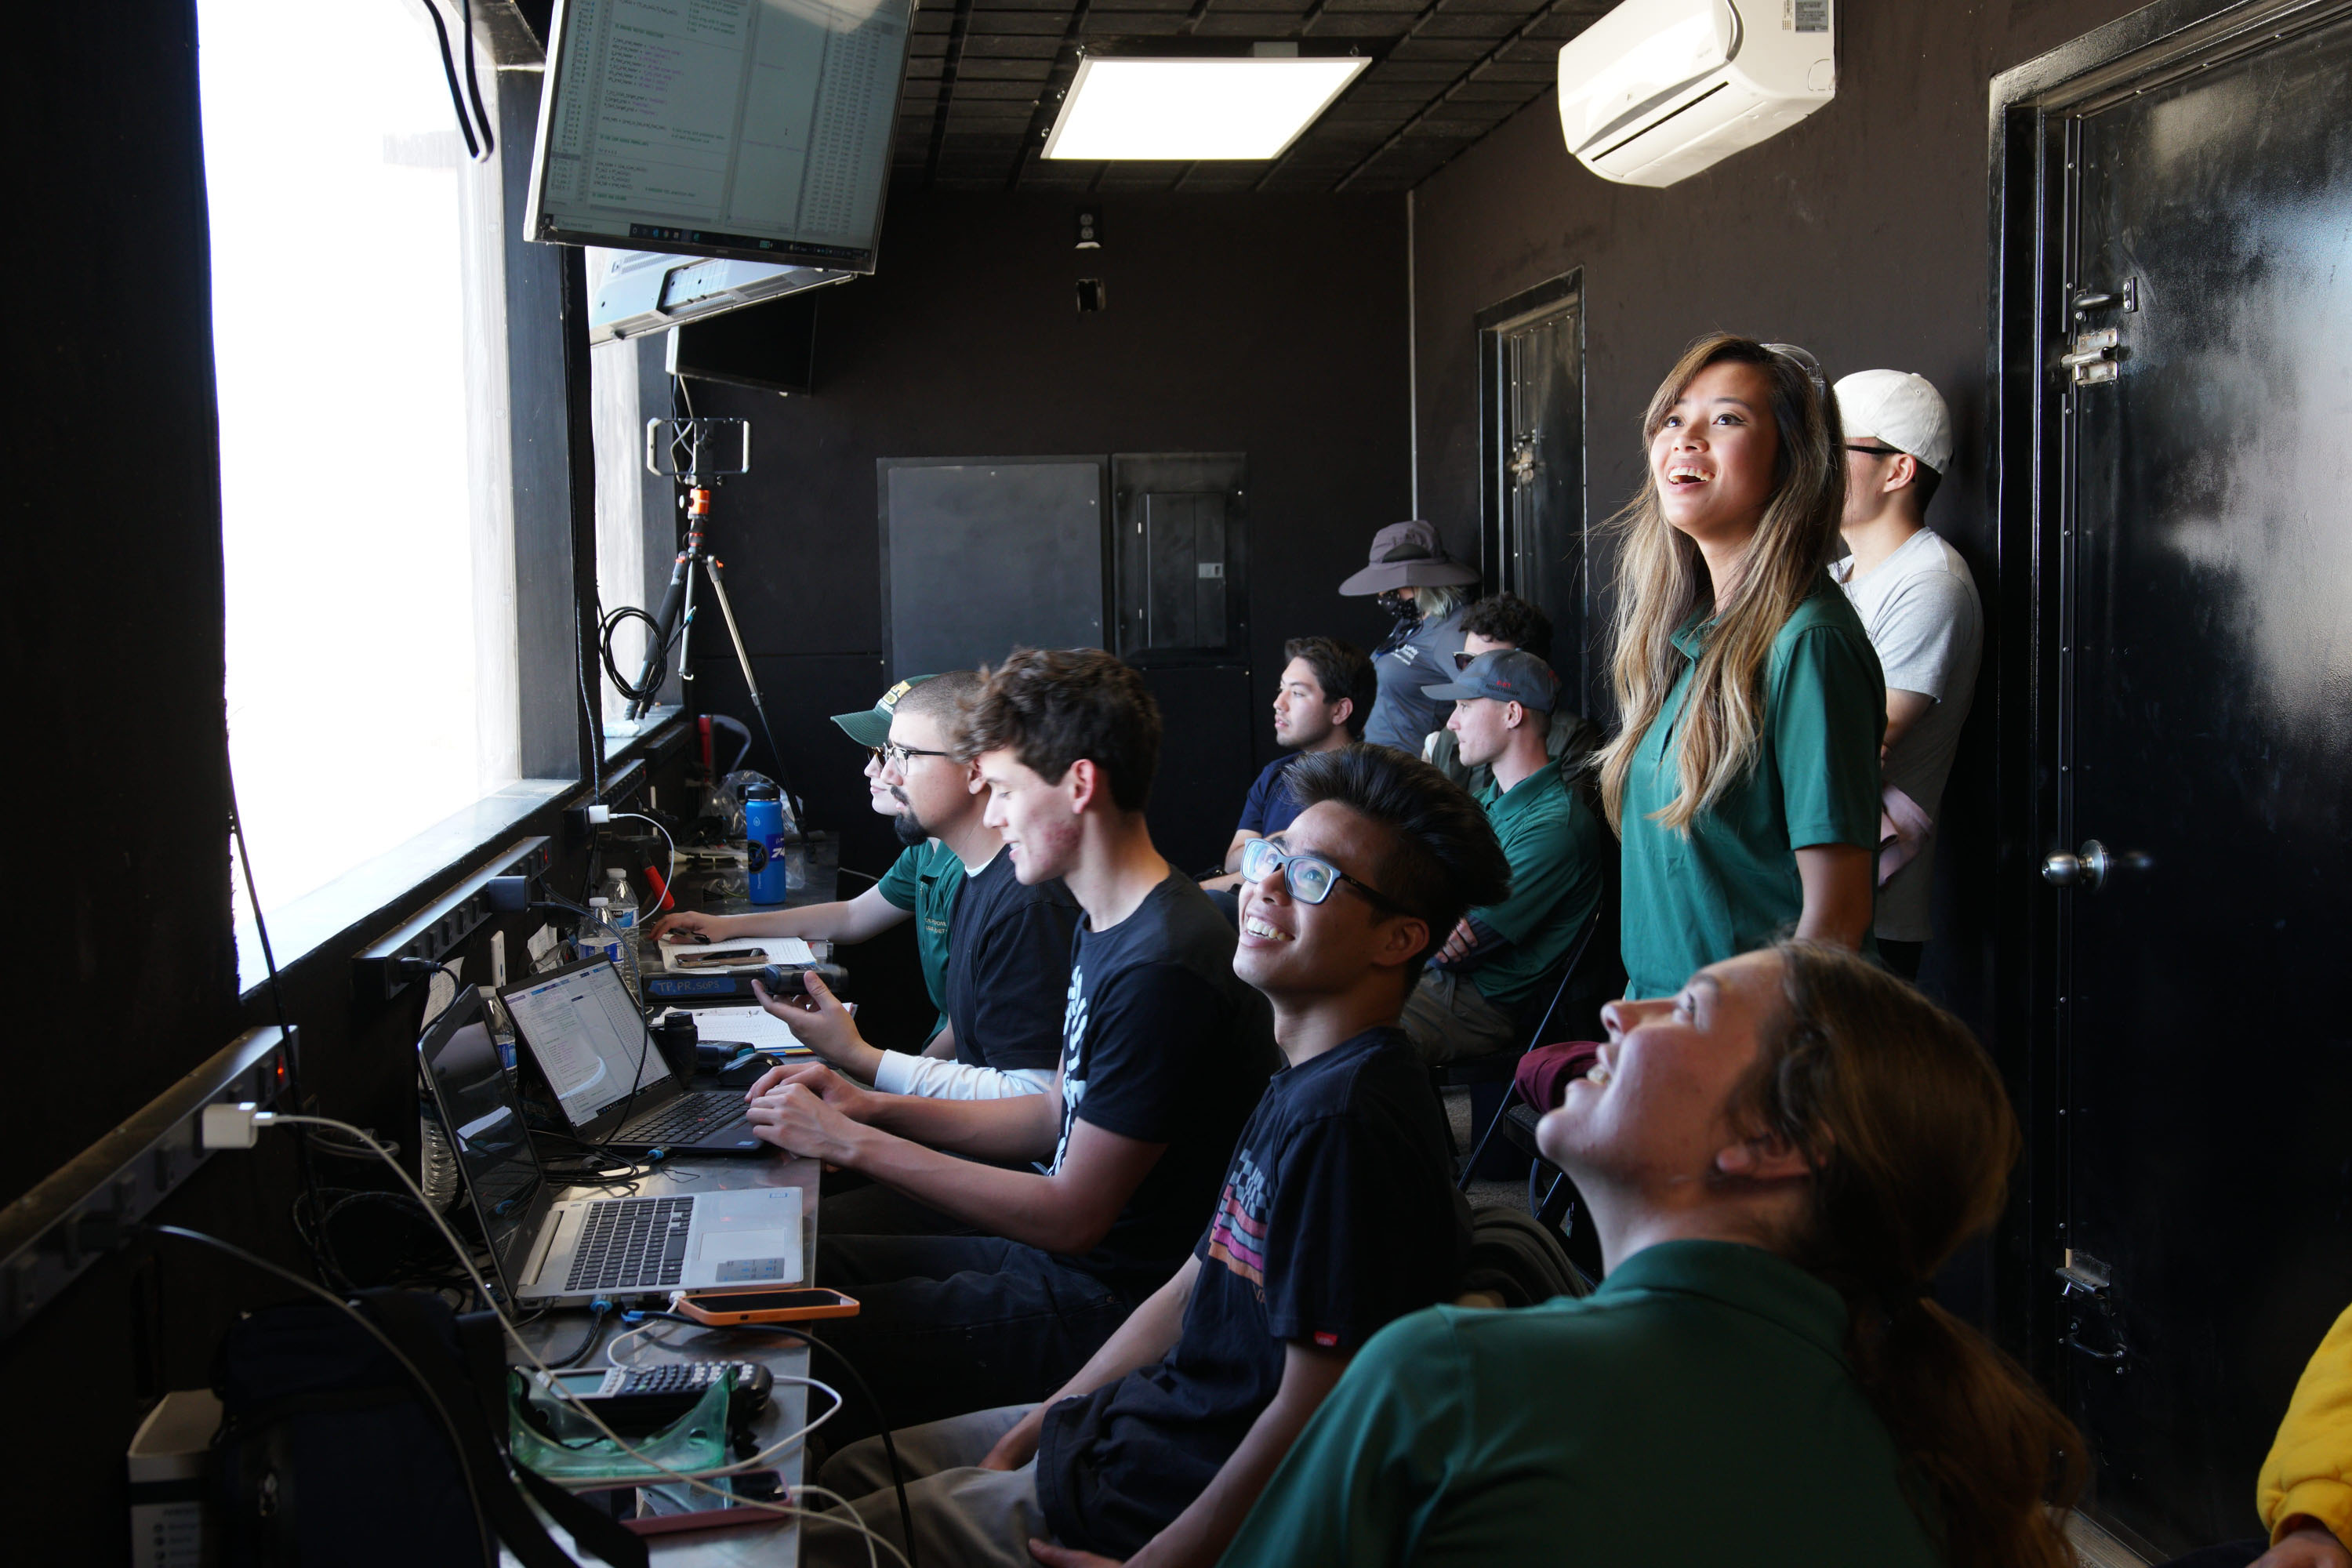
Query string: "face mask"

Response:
xmin=1374 ymin=589 xmax=1418 ymax=622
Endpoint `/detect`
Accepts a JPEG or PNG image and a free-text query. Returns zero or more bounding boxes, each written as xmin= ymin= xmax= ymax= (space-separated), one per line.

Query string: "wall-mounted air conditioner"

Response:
xmin=1557 ymin=0 xmax=1835 ymax=188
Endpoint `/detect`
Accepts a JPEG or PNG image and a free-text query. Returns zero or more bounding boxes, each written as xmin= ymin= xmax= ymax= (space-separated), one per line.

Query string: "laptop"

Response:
xmin=417 ymin=987 xmax=804 ymax=1308
xmin=500 ymin=956 xmax=768 ymax=1156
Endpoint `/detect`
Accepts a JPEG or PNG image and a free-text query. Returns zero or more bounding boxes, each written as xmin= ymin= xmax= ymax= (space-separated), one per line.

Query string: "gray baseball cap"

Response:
xmin=1425 ymin=648 xmax=1559 ymax=713
xmin=1337 ymin=520 xmax=1481 ymax=596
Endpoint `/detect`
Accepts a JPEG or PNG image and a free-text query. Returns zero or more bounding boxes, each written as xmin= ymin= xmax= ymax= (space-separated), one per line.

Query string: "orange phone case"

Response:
xmin=669 ymin=1288 xmax=861 ymax=1326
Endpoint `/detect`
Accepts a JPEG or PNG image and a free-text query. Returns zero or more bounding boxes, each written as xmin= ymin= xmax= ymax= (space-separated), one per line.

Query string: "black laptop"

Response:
xmin=500 ymin=956 xmax=768 ymax=1156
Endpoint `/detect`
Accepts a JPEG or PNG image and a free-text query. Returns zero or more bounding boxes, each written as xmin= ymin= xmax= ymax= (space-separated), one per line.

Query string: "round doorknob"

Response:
xmin=2042 ymin=840 xmax=2111 ymax=891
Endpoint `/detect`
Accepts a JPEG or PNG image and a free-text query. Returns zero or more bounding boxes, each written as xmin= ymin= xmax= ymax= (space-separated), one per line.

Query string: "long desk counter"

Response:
xmin=503 ymin=1148 xmax=825 ymax=1566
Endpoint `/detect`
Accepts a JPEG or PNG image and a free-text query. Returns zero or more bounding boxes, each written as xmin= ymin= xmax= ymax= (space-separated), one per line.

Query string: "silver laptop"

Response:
xmin=418 ymin=988 xmax=803 ymax=1308
xmin=500 ymin=956 xmax=768 ymax=1156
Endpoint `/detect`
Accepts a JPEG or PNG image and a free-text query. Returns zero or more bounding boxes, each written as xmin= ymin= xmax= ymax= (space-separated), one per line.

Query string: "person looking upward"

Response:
xmin=1830 ymin=369 xmax=1984 ymax=983
xmin=1397 ymin=648 xmax=1607 ymax=1065
xmin=1598 ymin=335 xmax=1886 ymax=1000
xmin=799 ymin=744 xmax=1503 ymax=1568
xmin=1221 ymin=941 xmax=2086 ymax=1568
xmin=1203 ymin=637 xmax=1374 ymax=893
xmin=653 ymin=673 xmax=967 ymax=1051
xmin=1336 ymin=521 xmax=1479 ymax=754
xmin=739 ymin=648 xmax=1277 ymax=1447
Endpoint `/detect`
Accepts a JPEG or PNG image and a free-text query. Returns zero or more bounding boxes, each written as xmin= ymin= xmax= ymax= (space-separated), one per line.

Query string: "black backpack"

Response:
xmin=210 ymin=1289 xmax=647 ymax=1568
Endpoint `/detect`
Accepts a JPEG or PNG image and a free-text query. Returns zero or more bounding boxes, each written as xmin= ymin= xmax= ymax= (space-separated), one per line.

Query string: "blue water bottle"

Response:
xmin=745 ymin=782 xmax=789 ymax=905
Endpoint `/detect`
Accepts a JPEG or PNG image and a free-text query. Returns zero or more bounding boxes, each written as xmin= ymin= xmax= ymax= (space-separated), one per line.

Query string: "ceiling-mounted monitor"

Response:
xmin=525 ymin=0 xmax=913 ymax=274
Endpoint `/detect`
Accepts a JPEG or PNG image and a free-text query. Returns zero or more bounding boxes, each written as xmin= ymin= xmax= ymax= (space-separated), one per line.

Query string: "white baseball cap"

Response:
xmin=1833 ymin=369 xmax=1953 ymax=475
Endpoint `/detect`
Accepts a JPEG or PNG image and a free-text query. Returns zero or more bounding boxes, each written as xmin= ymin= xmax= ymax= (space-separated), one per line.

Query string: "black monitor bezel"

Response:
xmin=416 ymin=985 xmax=548 ymax=1302
xmin=497 ymin=954 xmax=678 ymax=1141
xmin=521 ymin=0 xmax=910 ymax=276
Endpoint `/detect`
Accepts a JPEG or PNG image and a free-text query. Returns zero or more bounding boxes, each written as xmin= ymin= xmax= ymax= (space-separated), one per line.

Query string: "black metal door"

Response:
xmin=2047 ymin=9 xmax=2352 ymax=1552
xmin=1479 ymin=274 xmax=1586 ymax=706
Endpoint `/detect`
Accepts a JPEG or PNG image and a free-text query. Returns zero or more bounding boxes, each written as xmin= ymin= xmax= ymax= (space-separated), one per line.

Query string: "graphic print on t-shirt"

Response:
xmin=1051 ymin=960 xmax=1089 ymax=1173
xmin=1204 ymin=1145 xmax=1271 ymax=1291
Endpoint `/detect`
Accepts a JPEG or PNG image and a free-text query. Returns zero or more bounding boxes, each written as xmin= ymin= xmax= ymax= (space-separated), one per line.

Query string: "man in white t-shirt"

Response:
xmin=1829 ymin=370 xmax=1984 ymax=982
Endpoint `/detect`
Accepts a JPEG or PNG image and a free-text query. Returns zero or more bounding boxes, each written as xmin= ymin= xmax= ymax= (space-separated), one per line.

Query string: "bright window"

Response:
xmin=201 ymin=0 xmax=524 ymax=924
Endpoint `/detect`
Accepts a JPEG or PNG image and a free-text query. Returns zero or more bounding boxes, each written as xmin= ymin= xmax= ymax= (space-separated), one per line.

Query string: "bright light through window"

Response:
xmin=201 ymin=0 xmax=521 ymax=925
xmin=1043 ymin=56 xmax=1370 ymax=162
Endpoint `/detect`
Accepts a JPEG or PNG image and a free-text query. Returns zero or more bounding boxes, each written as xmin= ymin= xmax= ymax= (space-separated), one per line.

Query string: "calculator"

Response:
xmin=539 ymin=1360 xmax=774 ymax=1432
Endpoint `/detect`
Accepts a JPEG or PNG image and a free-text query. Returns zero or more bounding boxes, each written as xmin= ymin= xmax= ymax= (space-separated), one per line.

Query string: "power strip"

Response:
xmin=0 ymin=1027 xmax=290 ymax=1340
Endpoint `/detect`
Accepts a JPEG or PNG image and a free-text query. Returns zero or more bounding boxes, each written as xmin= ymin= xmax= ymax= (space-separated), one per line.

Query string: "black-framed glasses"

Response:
xmin=1846 ymin=443 xmax=1905 ymax=459
xmin=875 ymin=739 xmax=953 ymax=768
xmin=1240 ymin=837 xmax=1414 ymax=916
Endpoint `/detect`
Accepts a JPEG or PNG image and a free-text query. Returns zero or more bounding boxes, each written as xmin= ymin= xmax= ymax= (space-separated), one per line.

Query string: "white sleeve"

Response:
xmin=869 ymin=1054 xmax=1058 ymax=1101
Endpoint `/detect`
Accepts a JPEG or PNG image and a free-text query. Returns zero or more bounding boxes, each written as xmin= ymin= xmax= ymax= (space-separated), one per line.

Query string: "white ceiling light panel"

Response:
xmin=1043 ymin=56 xmax=1371 ymax=161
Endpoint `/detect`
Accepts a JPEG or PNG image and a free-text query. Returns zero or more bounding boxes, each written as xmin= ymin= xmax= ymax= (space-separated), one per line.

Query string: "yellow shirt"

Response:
xmin=2260 ymin=1302 xmax=2352 ymax=1545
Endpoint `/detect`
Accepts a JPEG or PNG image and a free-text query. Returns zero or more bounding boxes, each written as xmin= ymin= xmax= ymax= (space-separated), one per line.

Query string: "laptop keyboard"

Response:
xmin=565 ymin=1196 xmax=695 ymax=1293
xmin=617 ymin=1090 xmax=747 ymax=1145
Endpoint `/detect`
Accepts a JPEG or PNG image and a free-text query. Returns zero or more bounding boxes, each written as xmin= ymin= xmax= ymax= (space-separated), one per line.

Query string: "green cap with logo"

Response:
xmin=830 ymin=674 xmax=937 ymax=748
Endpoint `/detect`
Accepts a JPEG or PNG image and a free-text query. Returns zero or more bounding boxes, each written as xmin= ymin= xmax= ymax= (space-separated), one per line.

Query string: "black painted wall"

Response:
xmin=678 ymin=191 xmax=1414 ymax=877
xmin=2 ymin=7 xmax=612 ymax=1552
xmin=1408 ymin=0 xmax=2147 ymax=1029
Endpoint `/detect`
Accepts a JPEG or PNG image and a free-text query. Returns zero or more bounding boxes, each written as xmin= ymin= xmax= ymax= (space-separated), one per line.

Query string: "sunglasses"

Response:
xmin=1240 ymin=837 xmax=1414 ymax=917
xmin=1846 ymin=443 xmax=1906 ymax=459
xmin=1760 ymin=341 xmax=1828 ymax=396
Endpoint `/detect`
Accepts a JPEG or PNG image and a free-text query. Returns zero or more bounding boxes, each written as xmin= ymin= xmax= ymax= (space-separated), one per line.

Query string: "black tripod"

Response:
xmin=619 ymin=416 xmax=784 ymax=778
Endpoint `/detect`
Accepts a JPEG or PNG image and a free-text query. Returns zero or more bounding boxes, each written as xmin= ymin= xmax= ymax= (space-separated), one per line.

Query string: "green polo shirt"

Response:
xmin=1465 ymin=764 xmax=1608 ymax=1013
xmin=1619 ymin=586 xmax=1883 ymax=1000
xmin=1219 ymin=1240 xmax=1943 ymax=1568
xmin=874 ymin=837 xmax=964 ymax=1041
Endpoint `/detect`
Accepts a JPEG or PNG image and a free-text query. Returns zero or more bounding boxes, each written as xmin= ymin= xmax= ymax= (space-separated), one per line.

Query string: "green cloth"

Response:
xmin=1461 ymin=765 xmax=1608 ymax=1013
xmin=874 ymin=838 xmax=965 ymax=1040
xmin=1218 ymin=1240 xmax=1942 ymax=1568
xmin=1618 ymin=585 xmax=1883 ymax=1000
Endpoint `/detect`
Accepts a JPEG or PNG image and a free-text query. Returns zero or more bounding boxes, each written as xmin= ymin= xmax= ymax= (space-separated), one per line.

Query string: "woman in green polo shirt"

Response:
xmin=1218 ymin=942 xmax=2085 ymax=1568
xmin=1595 ymin=334 xmax=1884 ymax=999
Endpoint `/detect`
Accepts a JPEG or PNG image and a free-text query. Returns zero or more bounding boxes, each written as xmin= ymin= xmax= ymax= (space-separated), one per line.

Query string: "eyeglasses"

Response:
xmin=1760 ymin=341 xmax=1828 ymax=396
xmin=1240 ymin=837 xmax=1414 ymax=916
xmin=867 ymin=740 xmax=955 ymax=768
xmin=1846 ymin=443 xmax=1905 ymax=459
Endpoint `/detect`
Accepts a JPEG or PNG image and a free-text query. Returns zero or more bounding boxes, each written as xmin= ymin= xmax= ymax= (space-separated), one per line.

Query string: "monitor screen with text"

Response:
xmin=527 ymin=0 xmax=911 ymax=272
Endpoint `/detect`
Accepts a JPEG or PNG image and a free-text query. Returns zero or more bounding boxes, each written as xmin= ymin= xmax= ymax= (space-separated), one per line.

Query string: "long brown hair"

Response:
xmin=1596 ymin=334 xmax=1847 ymax=832
xmin=1741 ymin=942 xmax=2086 ymax=1568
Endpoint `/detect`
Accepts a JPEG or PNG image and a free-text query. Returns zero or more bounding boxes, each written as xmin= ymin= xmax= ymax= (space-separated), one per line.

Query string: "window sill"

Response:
xmin=236 ymin=778 xmax=578 ymax=996
xmin=604 ymin=704 xmax=684 ymax=764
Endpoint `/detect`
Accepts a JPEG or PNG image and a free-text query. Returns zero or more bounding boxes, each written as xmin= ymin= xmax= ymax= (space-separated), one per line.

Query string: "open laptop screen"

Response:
xmin=416 ymin=987 xmax=544 ymax=1292
xmin=501 ymin=958 xmax=667 ymax=1131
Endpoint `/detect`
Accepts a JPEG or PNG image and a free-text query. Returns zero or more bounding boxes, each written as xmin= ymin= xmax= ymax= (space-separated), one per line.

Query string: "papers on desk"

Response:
xmin=677 ymin=1006 xmax=815 ymax=1057
xmin=658 ymin=934 xmax=816 ymax=971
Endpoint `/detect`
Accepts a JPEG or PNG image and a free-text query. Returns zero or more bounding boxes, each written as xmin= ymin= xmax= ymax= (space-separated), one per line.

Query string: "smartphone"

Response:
xmin=581 ymin=1469 xmax=789 ymax=1536
xmin=672 ymin=946 xmax=765 ymax=970
xmin=671 ymin=1287 xmax=860 ymax=1326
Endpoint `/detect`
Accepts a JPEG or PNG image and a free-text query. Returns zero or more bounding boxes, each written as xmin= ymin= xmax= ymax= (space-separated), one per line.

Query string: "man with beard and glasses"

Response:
xmin=747 ymin=670 xmax=1081 ymax=1105
xmin=656 ymin=674 xmax=1076 ymax=1087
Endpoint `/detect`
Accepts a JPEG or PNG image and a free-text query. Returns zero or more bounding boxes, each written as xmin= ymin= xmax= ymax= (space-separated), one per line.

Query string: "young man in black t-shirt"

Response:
xmin=745 ymin=648 xmax=1277 ymax=1448
xmin=743 ymin=668 xmax=1082 ymax=1236
xmin=797 ymin=744 xmax=1512 ymax=1568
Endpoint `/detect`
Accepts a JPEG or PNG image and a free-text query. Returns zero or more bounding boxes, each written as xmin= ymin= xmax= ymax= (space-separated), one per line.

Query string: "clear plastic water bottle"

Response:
xmin=603 ymin=868 xmax=639 ymax=931
xmin=579 ymin=898 xmax=642 ymax=1005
